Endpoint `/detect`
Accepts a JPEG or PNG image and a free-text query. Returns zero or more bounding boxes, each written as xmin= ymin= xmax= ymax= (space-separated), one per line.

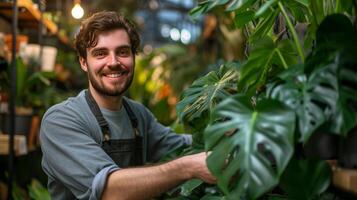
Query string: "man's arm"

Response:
xmin=101 ymin=152 xmax=215 ymax=200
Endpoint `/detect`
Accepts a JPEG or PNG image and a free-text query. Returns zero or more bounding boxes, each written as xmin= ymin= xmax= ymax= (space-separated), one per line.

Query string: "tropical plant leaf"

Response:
xmin=330 ymin=67 xmax=357 ymax=135
xmin=205 ymin=94 xmax=295 ymax=199
xmin=268 ymin=62 xmax=338 ymax=143
xmin=307 ymin=14 xmax=357 ymax=136
xmin=279 ymin=157 xmax=331 ymax=200
xmin=283 ymin=0 xmax=310 ymax=22
xmin=189 ymin=0 xmax=229 ymax=20
xmin=176 ymin=62 xmax=239 ymax=123
xmin=234 ymin=10 xmax=255 ymax=28
xmin=249 ymin=10 xmax=278 ymax=42
xmin=255 ymin=0 xmax=278 ymax=18
xmin=180 ymin=179 xmax=204 ymax=196
xmin=238 ymin=37 xmax=297 ymax=96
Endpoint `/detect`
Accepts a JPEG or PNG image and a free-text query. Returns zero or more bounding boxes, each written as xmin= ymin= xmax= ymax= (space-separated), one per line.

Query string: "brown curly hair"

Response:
xmin=74 ymin=11 xmax=140 ymax=58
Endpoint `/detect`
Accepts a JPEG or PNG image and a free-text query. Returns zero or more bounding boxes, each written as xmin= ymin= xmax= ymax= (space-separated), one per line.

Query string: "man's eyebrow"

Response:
xmin=116 ymin=45 xmax=131 ymax=49
xmin=90 ymin=47 xmax=107 ymax=54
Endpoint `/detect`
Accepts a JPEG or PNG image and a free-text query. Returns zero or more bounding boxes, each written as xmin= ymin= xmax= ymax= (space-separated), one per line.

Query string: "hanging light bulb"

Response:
xmin=71 ymin=0 xmax=84 ymax=19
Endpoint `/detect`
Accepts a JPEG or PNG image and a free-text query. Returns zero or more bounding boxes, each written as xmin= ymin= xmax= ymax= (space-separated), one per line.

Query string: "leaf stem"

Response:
xmin=278 ymin=2 xmax=305 ymax=62
xmin=276 ymin=49 xmax=288 ymax=69
xmin=335 ymin=0 xmax=340 ymax=13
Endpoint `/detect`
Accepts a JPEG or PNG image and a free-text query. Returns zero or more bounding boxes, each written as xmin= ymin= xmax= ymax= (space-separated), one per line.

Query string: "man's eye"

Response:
xmin=118 ymin=48 xmax=131 ymax=57
xmin=93 ymin=51 xmax=106 ymax=57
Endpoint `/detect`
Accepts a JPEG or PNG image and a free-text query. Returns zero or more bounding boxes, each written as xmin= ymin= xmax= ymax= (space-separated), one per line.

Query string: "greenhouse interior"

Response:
xmin=0 ymin=0 xmax=357 ymax=199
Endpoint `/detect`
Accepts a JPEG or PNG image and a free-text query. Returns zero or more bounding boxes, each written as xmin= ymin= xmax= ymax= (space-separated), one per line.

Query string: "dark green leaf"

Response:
xmin=205 ymin=95 xmax=295 ymax=199
xmin=268 ymin=66 xmax=336 ymax=143
xmin=234 ymin=10 xmax=255 ymax=28
xmin=249 ymin=9 xmax=278 ymax=42
xmin=238 ymin=37 xmax=296 ymax=95
xmin=279 ymin=157 xmax=331 ymax=200
xmin=284 ymin=0 xmax=309 ymax=22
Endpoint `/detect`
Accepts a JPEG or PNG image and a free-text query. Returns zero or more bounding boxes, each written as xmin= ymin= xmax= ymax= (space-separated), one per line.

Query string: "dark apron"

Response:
xmin=85 ymin=90 xmax=143 ymax=167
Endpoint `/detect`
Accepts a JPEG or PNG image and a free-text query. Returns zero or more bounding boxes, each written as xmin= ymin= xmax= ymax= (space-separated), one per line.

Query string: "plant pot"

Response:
xmin=0 ymin=107 xmax=33 ymax=137
xmin=23 ymin=44 xmax=57 ymax=71
xmin=304 ymin=131 xmax=339 ymax=160
xmin=338 ymin=127 xmax=357 ymax=169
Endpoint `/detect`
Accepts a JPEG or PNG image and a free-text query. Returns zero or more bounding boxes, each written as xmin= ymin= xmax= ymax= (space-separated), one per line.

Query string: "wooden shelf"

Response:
xmin=0 ymin=0 xmax=69 ymax=45
xmin=0 ymin=134 xmax=27 ymax=156
xmin=332 ymin=166 xmax=357 ymax=196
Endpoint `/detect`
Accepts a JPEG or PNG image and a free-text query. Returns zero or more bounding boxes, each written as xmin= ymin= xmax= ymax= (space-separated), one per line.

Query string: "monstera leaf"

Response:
xmin=176 ymin=62 xmax=239 ymax=124
xmin=238 ymin=37 xmax=297 ymax=96
xmin=205 ymin=94 xmax=295 ymax=199
xmin=268 ymin=62 xmax=338 ymax=143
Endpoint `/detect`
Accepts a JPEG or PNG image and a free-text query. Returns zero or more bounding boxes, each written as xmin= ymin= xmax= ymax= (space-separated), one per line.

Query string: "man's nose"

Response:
xmin=108 ymin=53 xmax=120 ymax=66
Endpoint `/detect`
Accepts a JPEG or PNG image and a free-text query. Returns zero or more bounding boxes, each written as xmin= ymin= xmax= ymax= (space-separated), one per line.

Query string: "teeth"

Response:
xmin=106 ymin=72 xmax=124 ymax=78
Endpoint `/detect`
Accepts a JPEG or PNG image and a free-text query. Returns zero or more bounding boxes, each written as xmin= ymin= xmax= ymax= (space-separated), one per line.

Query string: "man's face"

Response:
xmin=79 ymin=29 xmax=135 ymax=97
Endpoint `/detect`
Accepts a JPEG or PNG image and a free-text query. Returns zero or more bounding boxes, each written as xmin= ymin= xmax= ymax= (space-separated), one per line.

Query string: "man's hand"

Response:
xmin=102 ymin=152 xmax=216 ymax=200
xmin=179 ymin=152 xmax=216 ymax=184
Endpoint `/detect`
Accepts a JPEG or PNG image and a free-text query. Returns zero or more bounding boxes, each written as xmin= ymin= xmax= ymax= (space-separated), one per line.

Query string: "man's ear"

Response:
xmin=79 ymin=57 xmax=88 ymax=72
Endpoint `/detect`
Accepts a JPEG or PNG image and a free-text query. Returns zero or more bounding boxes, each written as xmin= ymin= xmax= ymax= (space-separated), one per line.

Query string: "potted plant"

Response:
xmin=164 ymin=0 xmax=356 ymax=199
xmin=0 ymin=56 xmax=55 ymax=144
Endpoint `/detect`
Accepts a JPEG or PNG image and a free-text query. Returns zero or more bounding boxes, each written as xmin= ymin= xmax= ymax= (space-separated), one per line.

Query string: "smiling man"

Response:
xmin=40 ymin=11 xmax=215 ymax=200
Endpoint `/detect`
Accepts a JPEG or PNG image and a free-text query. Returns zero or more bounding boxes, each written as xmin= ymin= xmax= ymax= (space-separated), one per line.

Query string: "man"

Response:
xmin=40 ymin=11 xmax=215 ymax=200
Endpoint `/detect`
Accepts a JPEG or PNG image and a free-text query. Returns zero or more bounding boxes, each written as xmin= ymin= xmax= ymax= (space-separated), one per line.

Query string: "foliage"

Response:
xmin=129 ymin=44 xmax=210 ymax=125
xmin=0 ymin=57 xmax=56 ymax=113
xmin=173 ymin=0 xmax=357 ymax=199
xmin=205 ymin=95 xmax=295 ymax=199
xmin=11 ymin=179 xmax=50 ymax=200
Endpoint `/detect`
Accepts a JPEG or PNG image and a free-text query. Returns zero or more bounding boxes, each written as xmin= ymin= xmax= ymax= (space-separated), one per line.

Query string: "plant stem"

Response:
xmin=278 ymin=2 xmax=305 ymax=62
xmin=335 ymin=0 xmax=340 ymax=13
xmin=276 ymin=49 xmax=288 ymax=69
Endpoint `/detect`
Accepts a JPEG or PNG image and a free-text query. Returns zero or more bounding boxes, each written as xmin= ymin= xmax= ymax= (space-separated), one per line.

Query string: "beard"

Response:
xmin=87 ymin=68 xmax=134 ymax=97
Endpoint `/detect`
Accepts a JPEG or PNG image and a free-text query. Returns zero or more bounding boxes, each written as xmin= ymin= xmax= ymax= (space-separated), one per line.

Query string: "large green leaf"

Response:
xmin=205 ymin=94 xmax=295 ymax=199
xmin=306 ymin=14 xmax=357 ymax=136
xmin=268 ymin=62 xmax=338 ymax=143
xmin=279 ymin=157 xmax=331 ymax=200
xmin=249 ymin=10 xmax=278 ymax=42
xmin=284 ymin=0 xmax=310 ymax=22
xmin=176 ymin=62 xmax=239 ymax=123
xmin=238 ymin=37 xmax=297 ymax=96
xmin=331 ymin=67 xmax=357 ymax=135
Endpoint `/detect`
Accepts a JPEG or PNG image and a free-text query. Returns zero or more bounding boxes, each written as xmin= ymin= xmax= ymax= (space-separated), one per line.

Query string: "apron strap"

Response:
xmin=85 ymin=90 xmax=111 ymax=141
xmin=122 ymin=99 xmax=140 ymax=137
xmin=85 ymin=90 xmax=140 ymax=140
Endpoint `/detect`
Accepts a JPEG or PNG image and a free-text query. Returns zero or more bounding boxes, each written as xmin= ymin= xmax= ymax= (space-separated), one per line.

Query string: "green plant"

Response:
xmin=11 ymin=179 xmax=50 ymax=200
xmin=171 ymin=0 xmax=356 ymax=199
xmin=0 ymin=57 xmax=56 ymax=114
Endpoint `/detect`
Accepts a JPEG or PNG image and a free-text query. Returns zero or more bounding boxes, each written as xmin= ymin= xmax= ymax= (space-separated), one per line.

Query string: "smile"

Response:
xmin=104 ymin=72 xmax=127 ymax=78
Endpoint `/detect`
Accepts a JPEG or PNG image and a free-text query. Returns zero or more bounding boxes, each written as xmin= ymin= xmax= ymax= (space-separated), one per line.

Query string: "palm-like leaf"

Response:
xmin=176 ymin=62 xmax=239 ymax=123
xmin=205 ymin=94 xmax=295 ymax=199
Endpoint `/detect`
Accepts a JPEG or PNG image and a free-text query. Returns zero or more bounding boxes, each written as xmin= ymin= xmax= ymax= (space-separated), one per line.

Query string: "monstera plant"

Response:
xmin=167 ymin=0 xmax=357 ymax=199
